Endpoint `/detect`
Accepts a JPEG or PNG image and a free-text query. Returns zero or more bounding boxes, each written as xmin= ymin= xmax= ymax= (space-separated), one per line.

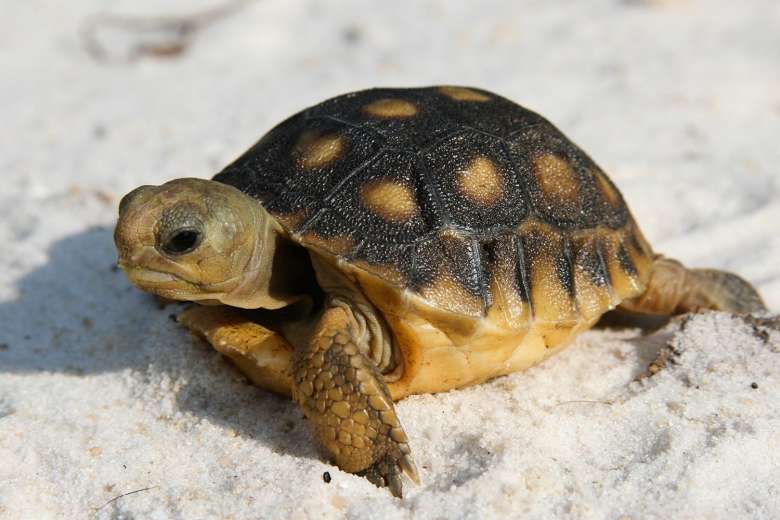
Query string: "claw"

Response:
xmin=387 ymin=469 xmax=403 ymax=499
xmin=358 ymin=449 xmax=419 ymax=498
xmin=400 ymin=452 xmax=420 ymax=485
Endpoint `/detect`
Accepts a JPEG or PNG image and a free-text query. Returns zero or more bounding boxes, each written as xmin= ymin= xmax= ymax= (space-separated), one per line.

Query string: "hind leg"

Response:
xmin=620 ymin=256 xmax=767 ymax=315
xmin=623 ymin=256 xmax=776 ymax=378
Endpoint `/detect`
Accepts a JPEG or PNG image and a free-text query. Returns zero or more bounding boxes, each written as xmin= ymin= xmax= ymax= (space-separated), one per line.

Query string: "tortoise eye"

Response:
xmin=162 ymin=228 xmax=202 ymax=256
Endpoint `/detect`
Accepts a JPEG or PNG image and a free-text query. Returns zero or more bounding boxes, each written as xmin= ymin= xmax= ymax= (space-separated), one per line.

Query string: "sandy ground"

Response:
xmin=1 ymin=1 xmax=780 ymax=518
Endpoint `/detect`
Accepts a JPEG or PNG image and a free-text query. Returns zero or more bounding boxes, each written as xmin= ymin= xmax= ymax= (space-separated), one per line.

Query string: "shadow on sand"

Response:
xmin=0 ymin=226 xmax=317 ymax=461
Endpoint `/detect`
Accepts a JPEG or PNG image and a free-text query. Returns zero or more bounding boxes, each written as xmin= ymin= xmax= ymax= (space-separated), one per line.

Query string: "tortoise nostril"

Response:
xmin=161 ymin=228 xmax=202 ymax=256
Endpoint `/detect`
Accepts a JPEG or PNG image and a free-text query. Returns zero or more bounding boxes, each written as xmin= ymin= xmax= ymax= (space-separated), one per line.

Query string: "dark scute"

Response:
xmin=264 ymin=191 xmax=322 ymax=234
xmin=481 ymin=234 xmax=531 ymax=304
xmin=557 ymin=238 xmax=576 ymax=298
xmin=570 ymin=234 xmax=610 ymax=288
xmin=360 ymin=241 xmax=413 ymax=278
xmin=595 ymin=237 xmax=614 ymax=290
xmin=305 ymin=88 xmax=458 ymax=150
xmin=412 ymin=234 xmax=486 ymax=302
xmin=216 ymin=115 xmax=385 ymax=204
xmin=511 ymin=235 xmax=532 ymax=304
xmin=628 ymin=230 xmax=650 ymax=258
xmin=409 ymin=238 xmax=438 ymax=291
xmin=478 ymin=238 xmax=500 ymax=292
xmin=325 ymin=149 xmax=439 ymax=245
xmin=214 ymin=112 xmax=306 ymax=198
xmin=429 ymin=87 xmax=549 ymax=137
xmin=300 ymin=208 xmax=354 ymax=244
xmin=420 ymin=131 xmax=527 ymax=231
xmin=517 ymin=226 xmax=567 ymax=305
xmin=617 ymin=243 xmax=638 ymax=276
xmin=507 ymin=123 xmax=628 ymax=231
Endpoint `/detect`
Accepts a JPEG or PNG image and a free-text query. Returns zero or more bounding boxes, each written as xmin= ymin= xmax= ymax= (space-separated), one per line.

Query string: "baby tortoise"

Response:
xmin=114 ymin=86 xmax=768 ymax=497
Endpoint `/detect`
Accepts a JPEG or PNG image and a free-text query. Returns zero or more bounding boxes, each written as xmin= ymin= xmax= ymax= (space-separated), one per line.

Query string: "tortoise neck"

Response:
xmin=219 ymin=204 xmax=311 ymax=310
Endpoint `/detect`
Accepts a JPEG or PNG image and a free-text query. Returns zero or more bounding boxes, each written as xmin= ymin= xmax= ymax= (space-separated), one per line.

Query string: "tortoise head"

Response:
xmin=114 ymin=178 xmax=287 ymax=308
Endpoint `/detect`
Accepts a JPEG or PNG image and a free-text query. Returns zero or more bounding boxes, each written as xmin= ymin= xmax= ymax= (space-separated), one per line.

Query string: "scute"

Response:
xmin=214 ymin=86 xmax=652 ymax=322
xmin=421 ymin=131 xmax=528 ymax=230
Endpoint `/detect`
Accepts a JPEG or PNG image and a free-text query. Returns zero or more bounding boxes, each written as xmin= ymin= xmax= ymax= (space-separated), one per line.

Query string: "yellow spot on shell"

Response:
xmin=534 ymin=154 xmax=580 ymax=202
xmin=363 ymin=98 xmax=418 ymax=118
xmin=438 ymin=86 xmax=490 ymax=102
xmin=456 ymin=156 xmax=504 ymax=205
xmin=361 ymin=180 xmax=418 ymax=222
xmin=294 ymin=131 xmax=345 ymax=170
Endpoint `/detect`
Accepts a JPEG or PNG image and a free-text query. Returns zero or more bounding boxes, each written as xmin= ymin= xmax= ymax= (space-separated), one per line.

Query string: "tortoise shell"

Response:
xmin=214 ymin=86 xmax=653 ymax=325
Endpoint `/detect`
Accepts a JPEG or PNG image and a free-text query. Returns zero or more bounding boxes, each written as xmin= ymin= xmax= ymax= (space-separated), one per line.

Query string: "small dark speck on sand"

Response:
xmin=342 ymin=25 xmax=362 ymax=44
xmin=93 ymin=124 xmax=108 ymax=139
xmin=751 ymin=382 xmax=759 ymax=389
xmin=323 ymin=471 xmax=332 ymax=484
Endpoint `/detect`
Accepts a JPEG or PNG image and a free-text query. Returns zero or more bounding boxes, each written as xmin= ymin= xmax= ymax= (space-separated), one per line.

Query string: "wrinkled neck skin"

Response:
xmin=115 ymin=178 xmax=314 ymax=313
xmin=214 ymin=212 xmax=309 ymax=311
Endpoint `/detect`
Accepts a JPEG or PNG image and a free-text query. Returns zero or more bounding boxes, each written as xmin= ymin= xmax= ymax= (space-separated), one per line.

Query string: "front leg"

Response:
xmin=177 ymin=305 xmax=294 ymax=396
xmin=292 ymin=299 xmax=419 ymax=497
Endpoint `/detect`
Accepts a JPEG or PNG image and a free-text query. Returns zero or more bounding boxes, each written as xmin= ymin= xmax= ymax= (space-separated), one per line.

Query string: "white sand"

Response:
xmin=2 ymin=1 xmax=779 ymax=518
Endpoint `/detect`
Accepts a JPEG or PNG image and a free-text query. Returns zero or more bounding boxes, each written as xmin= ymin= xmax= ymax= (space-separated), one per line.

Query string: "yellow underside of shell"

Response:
xmin=178 ymin=281 xmax=600 ymax=401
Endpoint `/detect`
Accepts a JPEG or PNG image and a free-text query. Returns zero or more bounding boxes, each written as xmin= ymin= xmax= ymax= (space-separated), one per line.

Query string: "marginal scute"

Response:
xmin=456 ymin=156 xmax=504 ymax=206
xmin=418 ymin=270 xmax=484 ymax=318
xmin=569 ymin=233 xmax=618 ymax=318
xmin=300 ymin=231 xmax=356 ymax=257
xmin=274 ymin=210 xmax=312 ymax=231
xmin=484 ymin=236 xmax=530 ymax=328
xmin=594 ymin=169 xmax=621 ymax=207
xmin=626 ymin=229 xmax=653 ymax=276
xmin=294 ymin=130 xmax=346 ymax=170
xmin=597 ymin=227 xmax=649 ymax=302
xmin=362 ymin=98 xmax=418 ymax=118
xmin=438 ymin=86 xmax=491 ymax=102
xmin=517 ymin=220 xmax=580 ymax=342
xmin=360 ymin=180 xmax=418 ymax=223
